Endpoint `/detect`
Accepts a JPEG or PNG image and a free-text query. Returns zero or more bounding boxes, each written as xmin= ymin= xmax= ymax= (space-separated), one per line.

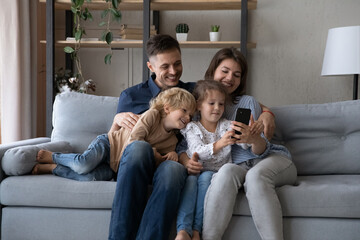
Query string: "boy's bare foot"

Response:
xmin=175 ymin=230 xmax=191 ymax=240
xmin=192 ymin=230 xmax=200 ymax=240
xmin=31 ymin=164 xmax=56 ymax=175
xmin=36 ymin=150 xmax=54 ymax=164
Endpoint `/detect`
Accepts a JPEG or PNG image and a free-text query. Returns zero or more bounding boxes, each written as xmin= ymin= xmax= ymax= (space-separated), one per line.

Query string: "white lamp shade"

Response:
xmin=321 ymin=26 xmax=360 ymax=76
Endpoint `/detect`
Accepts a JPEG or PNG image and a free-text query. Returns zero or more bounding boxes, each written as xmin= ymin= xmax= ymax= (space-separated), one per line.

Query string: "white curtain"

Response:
xmin=0 ymin=0 xmax=37 ymax=143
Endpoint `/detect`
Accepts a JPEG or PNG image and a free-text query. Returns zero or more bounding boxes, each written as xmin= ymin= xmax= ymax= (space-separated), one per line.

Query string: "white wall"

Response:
xmin=57 ymin=0 xmax=360 ymax=106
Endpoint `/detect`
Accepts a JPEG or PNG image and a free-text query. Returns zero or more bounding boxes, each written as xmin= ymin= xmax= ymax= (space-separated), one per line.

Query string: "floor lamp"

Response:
xmin=321 ymin=26 xmax=360 ymax=100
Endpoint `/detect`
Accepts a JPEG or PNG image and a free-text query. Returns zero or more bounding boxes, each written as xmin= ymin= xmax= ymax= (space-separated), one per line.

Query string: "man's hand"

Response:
xmin=113 ymin=112 xmax=140 ymax=131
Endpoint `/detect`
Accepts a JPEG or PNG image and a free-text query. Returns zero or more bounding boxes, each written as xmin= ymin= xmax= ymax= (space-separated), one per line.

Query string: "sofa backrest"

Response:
xmin=51 ymin=92 xmax=119 ymax=153
xmin=271 ymin=100 xmax=360 ymax=175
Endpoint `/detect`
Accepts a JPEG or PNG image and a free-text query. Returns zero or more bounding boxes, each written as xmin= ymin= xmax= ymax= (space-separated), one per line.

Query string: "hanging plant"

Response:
xmin=63 ymin=0 xmax=121 ymax=92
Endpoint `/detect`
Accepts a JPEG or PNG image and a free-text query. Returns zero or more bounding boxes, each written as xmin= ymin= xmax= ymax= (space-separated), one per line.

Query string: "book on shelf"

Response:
xmin=120 ymin=24 xmax=156 ymax=30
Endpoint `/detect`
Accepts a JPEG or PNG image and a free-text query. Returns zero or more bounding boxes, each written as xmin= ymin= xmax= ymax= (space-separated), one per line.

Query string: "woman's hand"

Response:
xmin=258 ymin=109 xmax=275 ymax=140
xmin=163 ymin=151 xmax=178 ymax=162
xmin=113 ymin=112 xmax=140 ymax=131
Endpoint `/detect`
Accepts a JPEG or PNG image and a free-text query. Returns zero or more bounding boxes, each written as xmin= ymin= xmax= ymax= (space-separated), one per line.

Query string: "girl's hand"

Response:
xmin=231 ymin=115 xmax=263 ymax=144
xmin=163 ymin=151 xmax=178 ymax=162
xmin=213 ymin=130 xmax=236 ymax=154
xmin=154 ymin=150 xmax=164 ymax=166
xmin=180 ymin=152 xmax=203 ymax=175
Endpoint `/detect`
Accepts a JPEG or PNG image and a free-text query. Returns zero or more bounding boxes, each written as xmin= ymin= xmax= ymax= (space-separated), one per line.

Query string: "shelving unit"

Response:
xmin=41 ymin=0 xmax=257 ymax=136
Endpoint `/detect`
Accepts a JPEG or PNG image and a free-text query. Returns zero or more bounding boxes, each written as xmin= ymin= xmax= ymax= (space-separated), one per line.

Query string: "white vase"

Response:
xmin=176 ymin=33 xmax=188 ymax=42
xmin=209 ymin=32 xmax=221 ymax=42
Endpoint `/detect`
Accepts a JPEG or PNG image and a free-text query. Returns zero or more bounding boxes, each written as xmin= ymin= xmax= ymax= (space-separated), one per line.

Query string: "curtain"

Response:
xmin=0 ymin=0 xmax=37 ymax=143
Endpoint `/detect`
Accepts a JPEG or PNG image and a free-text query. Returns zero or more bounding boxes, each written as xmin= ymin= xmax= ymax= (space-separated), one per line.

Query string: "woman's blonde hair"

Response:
xmin=150 ymin=87 xmax=197 ymax=116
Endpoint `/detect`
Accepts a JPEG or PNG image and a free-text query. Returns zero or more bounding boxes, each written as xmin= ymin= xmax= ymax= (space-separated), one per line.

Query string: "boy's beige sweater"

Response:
xmin=108 ymin=109 xmax=178 ymax=172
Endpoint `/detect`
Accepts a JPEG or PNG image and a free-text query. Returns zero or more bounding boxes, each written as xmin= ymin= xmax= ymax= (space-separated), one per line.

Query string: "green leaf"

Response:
xmin=75 ymin=0 xmax=84 ymax=8
xmin=71 ymin=6 xmax=77 ymax=14
xmin=104 ymin=53 xmax=112 ymax=65
xmin=64 ymin=46 xmax=75 ymax=54
xmin=110 ymin=8 xmax=121 ymax=18
xmin=75 ymin=29 xmax=82 ymax=41
xmin=105 ymin=31 xmax=113 ymax=45
xmin=99 ymin=21 xmax=107 ymax=27
xmin=101 ymin=9 xmax=109 ymax=19
xmin=112 ymin=0 xmax=118 ymax=9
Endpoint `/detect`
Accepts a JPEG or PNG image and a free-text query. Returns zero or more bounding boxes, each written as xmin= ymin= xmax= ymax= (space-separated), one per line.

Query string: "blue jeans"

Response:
xmin=52 ymin=134 xmax=114 ymax=181
xmin=108 ymin=141 xmax=187 ymax=240
xmin=177 ymin=171 xmax=214 ymax=236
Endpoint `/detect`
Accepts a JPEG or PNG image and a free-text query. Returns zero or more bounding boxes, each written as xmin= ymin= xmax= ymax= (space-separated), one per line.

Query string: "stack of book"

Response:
xmin=120 ymin=24 xmax=157 ymax=40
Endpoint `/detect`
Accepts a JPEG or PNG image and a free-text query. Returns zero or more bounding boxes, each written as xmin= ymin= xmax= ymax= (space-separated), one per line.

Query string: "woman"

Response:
xmin=180 ymin=48 xmax=298 ymax=240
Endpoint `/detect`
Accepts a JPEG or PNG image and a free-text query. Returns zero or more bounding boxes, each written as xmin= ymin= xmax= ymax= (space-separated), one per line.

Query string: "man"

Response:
xmin=108 ymin=34 xmax=275 ymax=240
xmin=108 ymin=34 xmax=195 ymax=240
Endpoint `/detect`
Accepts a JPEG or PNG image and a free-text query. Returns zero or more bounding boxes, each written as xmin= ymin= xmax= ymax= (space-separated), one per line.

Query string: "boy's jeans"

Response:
xmin=177 ymin=171 xmax=214 ymax=236
xmin=108 ymin=141 xmax=187 ymax=240
xmin=52 ymin=134 xmax=114 ymax=181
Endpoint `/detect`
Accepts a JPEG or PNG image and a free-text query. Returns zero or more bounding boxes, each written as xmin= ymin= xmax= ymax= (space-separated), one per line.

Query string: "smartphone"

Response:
xmin=234 ymin=108 xmax=251 ymax=135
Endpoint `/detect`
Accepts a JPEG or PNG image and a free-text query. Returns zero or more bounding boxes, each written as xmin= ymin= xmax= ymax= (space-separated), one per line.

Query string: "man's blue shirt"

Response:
xmin=116 ymin=75 xmax=195 ymax=114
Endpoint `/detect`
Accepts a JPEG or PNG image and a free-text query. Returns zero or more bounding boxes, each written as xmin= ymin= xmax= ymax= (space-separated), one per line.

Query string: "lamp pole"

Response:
xmin=354 ymin=74 xmax=359 ymax=100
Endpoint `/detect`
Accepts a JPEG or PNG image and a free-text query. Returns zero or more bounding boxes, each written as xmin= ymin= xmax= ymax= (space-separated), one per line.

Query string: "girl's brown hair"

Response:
xmin=192 ymin=80 xmax=229 ymax=106
xmin=204 ymin=47 xmax=248 ymax=103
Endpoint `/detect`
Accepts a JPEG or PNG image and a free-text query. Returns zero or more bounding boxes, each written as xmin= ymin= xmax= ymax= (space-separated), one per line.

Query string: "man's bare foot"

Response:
xmin=175 ymin=230 xmax=191 ymax=240
xmin=192 ymin=230 xmax=200 ymax=240
xmin=31 ymin=164 xmax=56 ymax=175
xmin=36 ymin=150 xmax=54 ymax=164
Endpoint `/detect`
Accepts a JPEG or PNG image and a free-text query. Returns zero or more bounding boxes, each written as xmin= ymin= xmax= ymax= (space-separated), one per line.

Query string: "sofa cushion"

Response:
xmin=2 ymin=141 xmax=72 ymax=176
xmin=233 ymin=175 xmax=360 ymax=218
xmin=0 ymin=175 xmax=116 ymax=208
xmin=271 ymin=100 xmax=360 ymax=175
xmin=51 ymin=92 xmax=119 ymax=153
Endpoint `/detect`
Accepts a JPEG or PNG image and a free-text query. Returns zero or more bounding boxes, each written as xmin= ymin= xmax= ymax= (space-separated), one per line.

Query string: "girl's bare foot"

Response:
xmin=175 ymin=230 xmax=191 ymax=240
xmin=192 ymin=230 xmax=200 ymax=240
xmin=36 ymin=150 xmax=54 ymax=164
xmin=31 ymin=164 xmax=56 ymax=175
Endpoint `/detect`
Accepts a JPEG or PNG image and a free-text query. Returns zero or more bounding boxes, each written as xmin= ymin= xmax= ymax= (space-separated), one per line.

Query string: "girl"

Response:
xmin=175 ymin=80 xmax=266 ymax=240
xmin=32 ymin=87 xmax=196 ymax=181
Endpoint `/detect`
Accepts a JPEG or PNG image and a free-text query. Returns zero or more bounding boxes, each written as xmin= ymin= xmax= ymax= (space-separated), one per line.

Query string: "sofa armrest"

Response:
xmin=0 ymin=137 xmax=51 ymax=181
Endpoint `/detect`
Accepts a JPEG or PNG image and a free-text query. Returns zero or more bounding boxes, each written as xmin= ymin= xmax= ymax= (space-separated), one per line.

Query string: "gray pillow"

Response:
xmin=2 ymin=141 xmax=72 ymax=176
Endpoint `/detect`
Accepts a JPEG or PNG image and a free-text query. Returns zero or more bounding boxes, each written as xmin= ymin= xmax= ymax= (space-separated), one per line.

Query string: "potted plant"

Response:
xmin=209 ymin=25 xmax=221 ymax=42
xmin=175 ymin=23 xmax=189 ymax=41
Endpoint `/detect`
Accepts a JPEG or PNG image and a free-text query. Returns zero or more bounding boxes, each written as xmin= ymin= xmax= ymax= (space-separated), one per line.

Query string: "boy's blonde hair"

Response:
xmin=150 ymin=87 xmax=196 ymax=116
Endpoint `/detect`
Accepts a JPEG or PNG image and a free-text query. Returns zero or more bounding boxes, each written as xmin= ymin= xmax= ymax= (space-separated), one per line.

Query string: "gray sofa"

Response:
xmin=1 ymin=92 xmax=360 ymax=240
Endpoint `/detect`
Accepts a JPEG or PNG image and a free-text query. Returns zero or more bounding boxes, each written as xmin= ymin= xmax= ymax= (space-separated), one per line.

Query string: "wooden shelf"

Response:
xmin=40 ymin=40 xmax=256 ymax=49
xmin=39 ymin=0 xmax=257 ymax=11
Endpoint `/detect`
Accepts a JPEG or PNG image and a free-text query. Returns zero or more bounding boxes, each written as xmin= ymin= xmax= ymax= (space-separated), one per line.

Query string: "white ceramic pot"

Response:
xmin=209 ymin=32 xmax=221 ymax=42
xmin=176 ymin=33 xmax=188 ymax=42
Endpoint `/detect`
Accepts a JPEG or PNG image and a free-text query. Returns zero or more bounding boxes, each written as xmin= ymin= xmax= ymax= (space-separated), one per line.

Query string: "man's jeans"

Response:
xmin=52 ymin=134 xmax=114 ymax=181
xmin=177 ymin=171 xmax=214 ymax=236
xmin=108 ymin=141 xmax=187 ymax=240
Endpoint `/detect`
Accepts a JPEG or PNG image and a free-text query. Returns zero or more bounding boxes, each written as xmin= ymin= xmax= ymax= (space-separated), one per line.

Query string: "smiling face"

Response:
xmin=198 ymin=89 xmax=226 ymax=129
xmin=163 ymin=106 xmax=193 ymax=131
xmin=147 ymin=48 xmax=183 ymax=90
xmin=213 ymin=58 xmax=242 ymax=94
